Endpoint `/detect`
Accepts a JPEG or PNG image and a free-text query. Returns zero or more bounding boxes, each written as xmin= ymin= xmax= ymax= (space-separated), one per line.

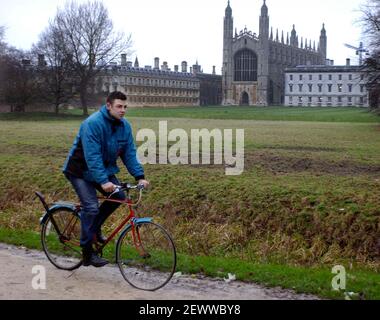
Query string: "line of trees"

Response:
xmin=0 ymin=27 xmax=38 ymax=112
xmin=0 ymin=1 xmax=132 ymax=115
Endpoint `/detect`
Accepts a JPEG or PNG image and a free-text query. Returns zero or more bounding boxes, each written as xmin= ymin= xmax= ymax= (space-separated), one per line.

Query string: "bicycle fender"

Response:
xmin=39 ymin=203 xmax=79 ymax=226
xmin=121 ymin=217 xmax=153 ymax=233
xmin=134 ymin=217 xmax=153 ymax=224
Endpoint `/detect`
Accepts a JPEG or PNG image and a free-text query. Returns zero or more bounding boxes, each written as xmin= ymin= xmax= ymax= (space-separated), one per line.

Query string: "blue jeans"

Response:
xmin=64 ymin=173 xmax=126 ymax=249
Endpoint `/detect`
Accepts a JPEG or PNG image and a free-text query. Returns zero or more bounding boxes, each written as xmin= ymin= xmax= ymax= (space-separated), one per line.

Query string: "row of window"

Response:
xmin=104 ymin=85 xmax=198 ymax=97
xmin=289 ymin=74 xmax=365 ymax=81
xmin=126 ymin=87 xmax=198 ymax=96
xmin=288 ymin=84 xmax=366 ymax=93
xmin=288 ymin=96 xmax=367 ymax=104
xmin=126 ymin=96 xmax=198 ymax=104
xmin=124 ymin=77 xmax=198 ymax=88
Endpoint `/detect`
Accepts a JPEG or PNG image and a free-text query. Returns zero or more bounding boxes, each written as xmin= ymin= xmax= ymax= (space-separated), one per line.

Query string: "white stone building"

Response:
xmin=284 ymin=61 xmax=369 ymax=107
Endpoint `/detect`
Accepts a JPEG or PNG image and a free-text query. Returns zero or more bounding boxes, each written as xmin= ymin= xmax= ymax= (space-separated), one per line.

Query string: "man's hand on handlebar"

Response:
xmin=102 ymin=180 xmax=149 ymax=195
xmin=101 ymin=182 xmax=119 ymax=193
xmin=138 ymin=179 xmax=150 ymax=189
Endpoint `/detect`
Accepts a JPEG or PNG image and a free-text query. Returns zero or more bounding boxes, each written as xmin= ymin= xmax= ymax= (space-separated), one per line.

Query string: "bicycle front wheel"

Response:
xmin=116 ymin=221 xmax=176 ymax=291
xmin=41 ymin=208 xmax=83 ymax=271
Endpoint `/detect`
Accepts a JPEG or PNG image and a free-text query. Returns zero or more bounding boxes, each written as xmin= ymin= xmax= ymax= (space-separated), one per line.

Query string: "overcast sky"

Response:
xmin=0 ymin=0 xmax=367 ymax=74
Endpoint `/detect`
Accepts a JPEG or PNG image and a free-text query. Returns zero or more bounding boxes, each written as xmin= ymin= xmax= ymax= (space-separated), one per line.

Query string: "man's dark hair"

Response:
xmin=107 ymin=91 xmax=127 ymax=105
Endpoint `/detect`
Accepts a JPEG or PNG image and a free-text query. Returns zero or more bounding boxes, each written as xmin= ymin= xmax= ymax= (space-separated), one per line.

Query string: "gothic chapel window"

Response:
xmin=234 ymin=49 xmax=258 ymax=81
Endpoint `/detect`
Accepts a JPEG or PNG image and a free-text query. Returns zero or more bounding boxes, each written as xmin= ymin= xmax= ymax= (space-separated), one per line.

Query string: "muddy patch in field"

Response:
xmin=246 ymin=151 xmax=380 ymax=176
xmin=0 ymin=144 xmax=68 ymax=157
xmin=261 ymin=145 xmax=342 ymax=153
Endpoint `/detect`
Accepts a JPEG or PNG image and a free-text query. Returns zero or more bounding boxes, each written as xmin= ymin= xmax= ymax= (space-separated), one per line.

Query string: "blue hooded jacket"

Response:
xmin=63 ymin=106 xmax=144 ymax=185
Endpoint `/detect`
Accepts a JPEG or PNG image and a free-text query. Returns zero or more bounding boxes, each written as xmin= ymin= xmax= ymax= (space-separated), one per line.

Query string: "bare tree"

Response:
xmin=0 ymin=26 xmax=6 ymax=55
xmin=0 ymin=26 xmax=38 ymax=112
xmin=52 ymin=1 xmax=132 ymax=115
xmin=33 ymin=25 xmax=76 ymax=114
xmin=0 ymin=26 xmax=6 ymax=105
xmin=0 ymin=49 xmax=39 ymax=112
xmin=362 ymin=0 xmax=380 ymax=47
xmin=0 ymin=27 xmax=38 ymax=111
xmin=361 ymin=0 xmax=380 ymax=110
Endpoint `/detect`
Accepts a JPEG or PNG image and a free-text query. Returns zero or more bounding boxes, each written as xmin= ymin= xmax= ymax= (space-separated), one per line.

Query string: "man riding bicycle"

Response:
xmin=63 ymin=91 xmax=149 ymax=268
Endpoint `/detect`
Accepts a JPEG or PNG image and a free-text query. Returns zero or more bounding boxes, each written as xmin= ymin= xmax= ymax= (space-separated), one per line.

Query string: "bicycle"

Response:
xmin=36 ymin=183 xmax=177 ymax=291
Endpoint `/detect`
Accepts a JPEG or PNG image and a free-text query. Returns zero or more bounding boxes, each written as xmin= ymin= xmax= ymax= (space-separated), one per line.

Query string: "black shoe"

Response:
xmin=82 ymin=253 xmax=109 ymax=268
xmin=82 ymin=246 xmax=109 ymax=268
xmin=96 ymin=232 xmax=108 ymax=244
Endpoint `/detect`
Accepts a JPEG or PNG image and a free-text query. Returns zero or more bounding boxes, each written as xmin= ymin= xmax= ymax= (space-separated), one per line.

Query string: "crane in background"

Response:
xmin=344 ymin=42 xmax=370 ymax=65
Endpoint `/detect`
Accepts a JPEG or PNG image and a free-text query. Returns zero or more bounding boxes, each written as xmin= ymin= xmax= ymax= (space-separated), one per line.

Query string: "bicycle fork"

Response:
xmin=130 ymin=223 xmax=151 ymax=259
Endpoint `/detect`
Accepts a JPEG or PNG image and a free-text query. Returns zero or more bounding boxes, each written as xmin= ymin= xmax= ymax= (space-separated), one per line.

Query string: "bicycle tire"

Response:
xmin=116 ymin=221 xmax=177 ymax=291
xmin=41 ymin=208 xmax=83 ymax=271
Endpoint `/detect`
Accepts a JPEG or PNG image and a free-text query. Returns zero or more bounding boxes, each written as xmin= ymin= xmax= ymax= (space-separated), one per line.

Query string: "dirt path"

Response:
xmin=0 ymin=243 xmax=319 ymax=300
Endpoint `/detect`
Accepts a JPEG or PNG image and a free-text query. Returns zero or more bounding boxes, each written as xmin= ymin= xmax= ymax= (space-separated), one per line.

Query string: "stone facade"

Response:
xmin=97 ymin=58 xmax=223 ymax=107
xmin=284 ymin=62 xmax=369 ymax=107
xmin=98 ymin=59 xmax=201 ymax=107
xmin=222 ymin=0 xmax=327 ymax=106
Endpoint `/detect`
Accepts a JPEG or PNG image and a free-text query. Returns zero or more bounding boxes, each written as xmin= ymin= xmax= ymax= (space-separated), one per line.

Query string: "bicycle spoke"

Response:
xmin=41 ymin=209 xmax=82 ymax=271
xmin=116 ymin=222 xmax=176 ymax=291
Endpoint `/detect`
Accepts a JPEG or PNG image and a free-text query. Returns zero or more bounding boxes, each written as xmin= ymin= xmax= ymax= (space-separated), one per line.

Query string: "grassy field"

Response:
xmin=0 ymin=107 xmax=379 ymax=299
xmin=2 ymin=106 xmax=377 ymax=123
xmin=128 ymin=106 xmax=380 ymax=123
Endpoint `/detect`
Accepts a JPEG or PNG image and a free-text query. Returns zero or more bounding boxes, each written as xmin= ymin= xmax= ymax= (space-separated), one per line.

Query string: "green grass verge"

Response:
xmin=126 ymin=106 xmax=380 ymax=123
xmin=1 ymin=226 xmax=379 ymax=300
xmin=0 ymin=106 xmax=379 ymax=123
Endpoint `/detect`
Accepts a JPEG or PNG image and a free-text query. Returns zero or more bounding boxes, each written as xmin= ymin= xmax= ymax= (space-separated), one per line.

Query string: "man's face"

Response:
xmin=106 ymin=99 xmax=127 ymax=121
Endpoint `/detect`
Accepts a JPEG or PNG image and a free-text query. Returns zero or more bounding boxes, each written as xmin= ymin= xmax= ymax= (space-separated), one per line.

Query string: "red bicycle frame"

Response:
xmin=91 ymin=191 xmax=147 ymax=256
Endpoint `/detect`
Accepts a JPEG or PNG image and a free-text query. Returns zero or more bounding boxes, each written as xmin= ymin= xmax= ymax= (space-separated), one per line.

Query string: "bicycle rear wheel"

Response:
xmin=41 ymin=208 xmax=83 ymax=271
xmin=116 ymin=221 xmax=176 ymax=291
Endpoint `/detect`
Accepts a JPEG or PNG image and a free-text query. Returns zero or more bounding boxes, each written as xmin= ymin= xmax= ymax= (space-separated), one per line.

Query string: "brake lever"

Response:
xmin=108 ymin=186 xmax=122 ymax=199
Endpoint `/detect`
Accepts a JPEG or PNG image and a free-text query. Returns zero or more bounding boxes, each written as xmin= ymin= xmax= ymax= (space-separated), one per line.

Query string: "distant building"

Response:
xmin=284 ymin=60 xmax=369 ymax=107
xmin=97 ymin=56 xmax=222 ymax=107
xmin=222 ymin=0 xmax=327 ymax=106
xmin=98 ymin=57 xmax=200 ymax=107
xmin=191 ymin=62 xmax=222 ymax=106
xmin=196 ymin=72 xmax=223 ymax=106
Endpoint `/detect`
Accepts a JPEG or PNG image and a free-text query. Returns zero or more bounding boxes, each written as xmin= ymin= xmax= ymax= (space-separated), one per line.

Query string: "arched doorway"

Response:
xmin=240 ymin=91 xmax=249 ymax=106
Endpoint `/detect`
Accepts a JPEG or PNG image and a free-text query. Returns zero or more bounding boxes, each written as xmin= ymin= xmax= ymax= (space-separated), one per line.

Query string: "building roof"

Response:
xmin=101 ymin=65 xmax=197 ymax=79
xmin=285 ymin=65 xmax=363 ymax=73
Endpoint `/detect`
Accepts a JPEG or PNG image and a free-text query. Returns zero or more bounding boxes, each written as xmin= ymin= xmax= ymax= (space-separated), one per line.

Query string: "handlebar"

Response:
xmin=107 ymin=183 xmax=145 ymax=206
